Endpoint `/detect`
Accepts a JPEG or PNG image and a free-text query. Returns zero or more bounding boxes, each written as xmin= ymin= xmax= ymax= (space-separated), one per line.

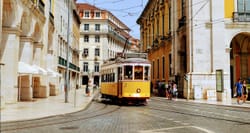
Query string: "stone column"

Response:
xmin=1 ymin=27 xmax=21 ymax=103
xmin=19 ymin=36 xmax=34 ymax=101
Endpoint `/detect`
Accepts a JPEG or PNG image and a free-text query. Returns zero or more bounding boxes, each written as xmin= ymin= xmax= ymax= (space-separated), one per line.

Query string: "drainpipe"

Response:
xmin=0 ymin=63 xmax=4 ymax=105
xmin=65 ymin=0 xmax=71 ymax=103
xmin=210 ymin=0 xmax=213 ymax=73
xmin=187 ymin=0 xmax=194 ymax=101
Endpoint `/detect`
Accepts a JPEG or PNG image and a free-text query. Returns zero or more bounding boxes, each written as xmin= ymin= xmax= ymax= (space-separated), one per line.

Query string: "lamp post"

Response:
xmin=0 ymin=63 xmax=5 ymax=104
xmin=65 ymin=0 xmax=71 ymax=103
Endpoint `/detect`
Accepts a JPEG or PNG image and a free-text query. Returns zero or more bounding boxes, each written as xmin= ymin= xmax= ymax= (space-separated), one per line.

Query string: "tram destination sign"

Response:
xmin=124 ymin=53 xmax=148 ymax=59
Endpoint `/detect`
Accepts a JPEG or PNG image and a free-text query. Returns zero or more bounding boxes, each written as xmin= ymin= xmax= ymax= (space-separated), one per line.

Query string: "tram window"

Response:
xmin=144 ymin=66 xmax=149 ymax=80
xmin=124 ymin=65 xmax=133 ymax=80
xmin=134 ymin=66 xmax=143 ymax=80
xmin=112 ymin=73 xmax=115 ymax=82
xmin=110 ymin=73 xmax=113 ymax=82
xmin=118 ymin=67 xmax=122 ymax=80
xmin=107 ymin=74 xmax=110 ymax=82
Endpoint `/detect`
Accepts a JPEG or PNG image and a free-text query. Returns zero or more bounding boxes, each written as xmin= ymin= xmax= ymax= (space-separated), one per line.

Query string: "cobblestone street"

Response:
xmin=2 ymin=97 xmax=250 ymax=133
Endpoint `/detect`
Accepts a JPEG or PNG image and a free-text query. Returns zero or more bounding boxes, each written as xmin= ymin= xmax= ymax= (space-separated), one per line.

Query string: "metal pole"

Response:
xmin=0 ymin=63 xmax=5 ymax=103
xmin=65 ymin=0 xmax=70 ymax=103
xmin=18 ymin=73 xmax=21 ymax=101
xmin=74 ymin=86 xmax=76 ymax=107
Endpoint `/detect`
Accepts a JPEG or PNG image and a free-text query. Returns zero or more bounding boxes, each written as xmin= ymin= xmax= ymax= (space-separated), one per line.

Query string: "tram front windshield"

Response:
xmin=123 ymin=65 xmax=150 ymax=81
xmin=124 ymin=65 xmax=133 ymax=80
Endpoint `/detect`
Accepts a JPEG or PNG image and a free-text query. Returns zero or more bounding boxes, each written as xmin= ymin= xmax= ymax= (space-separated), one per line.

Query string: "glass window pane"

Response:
xmin=124 ymin=65 xmax=133 ymax=80
xmin=238 ymin=0 xmax=244 ymax=12
xmin=134 ymin=66 xmax=143 ymax=80
xmin=246 ymin=0 xmax=250 ymax=12
xmin=144 ymin=66 xmax=150 ymax=80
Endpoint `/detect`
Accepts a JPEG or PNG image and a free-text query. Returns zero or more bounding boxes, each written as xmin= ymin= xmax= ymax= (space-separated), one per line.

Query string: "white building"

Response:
xmin=0 ymin=0 xmax=80 ymax=108
xmin=77 ymin=3 xmax=133 ymax=86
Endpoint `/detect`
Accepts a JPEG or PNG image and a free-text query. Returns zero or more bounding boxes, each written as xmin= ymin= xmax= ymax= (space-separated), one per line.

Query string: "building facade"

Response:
xmin=137 ymin=0 xmax=250 ymax=101
xmin=0 ymin=0 xmax=80 ymax=108
xmin=137 ymin=0 xmax=174 ymax=96
xmin=54 ymin=0 xmax=80 ymax=94
xmin=77 ymin=3 xmax=135 ymax=87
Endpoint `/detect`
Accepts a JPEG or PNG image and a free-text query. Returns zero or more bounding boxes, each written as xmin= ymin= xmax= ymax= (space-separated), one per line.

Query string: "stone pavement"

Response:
xmin=171 ymin=97 xmax=250 ymax=108
xmin=1 ymin=90 xmax=249 ymax=122
xmin=0 ymin=88 xmax=99 ymax=122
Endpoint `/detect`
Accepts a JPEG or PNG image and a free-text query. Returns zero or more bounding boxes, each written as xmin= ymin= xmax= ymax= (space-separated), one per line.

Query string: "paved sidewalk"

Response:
xmin=167 ymin=97 xmax=250 ymax=108
xmin=1 ymin=88 xmax=99 ymax=122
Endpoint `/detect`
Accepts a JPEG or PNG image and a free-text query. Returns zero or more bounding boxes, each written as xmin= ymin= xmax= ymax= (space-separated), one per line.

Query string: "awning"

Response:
xmin=18 ymin=62 xmax=39 ymax=74
xmin=47 ymin=68 xmax=62 ymax=77
xmin=32 ymin=65 xmax=47 ymax=75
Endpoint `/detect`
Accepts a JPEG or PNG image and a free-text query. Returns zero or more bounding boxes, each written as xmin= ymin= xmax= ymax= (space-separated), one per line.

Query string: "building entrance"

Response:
xmin=230 ymin=32 xmax=250 ymax=97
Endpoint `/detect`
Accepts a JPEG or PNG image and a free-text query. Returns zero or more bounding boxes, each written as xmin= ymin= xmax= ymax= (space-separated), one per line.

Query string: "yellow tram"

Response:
xmin=100 ymin=53 xmax=151 ymax=104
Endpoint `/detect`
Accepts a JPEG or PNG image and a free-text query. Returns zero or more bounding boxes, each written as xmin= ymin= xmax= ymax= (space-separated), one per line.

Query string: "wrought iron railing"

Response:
xmin=233 ymin=12 xmax=250 ymax=22
xmin=178 ymin=16 xmax=186 ymax=28
xmin=49 ymin=12 xmax=54 ymax=25
xmin=58 ymin=56 xmax=80 ymax=71
xmin=38 ymin=0 xmax=45 ymax=14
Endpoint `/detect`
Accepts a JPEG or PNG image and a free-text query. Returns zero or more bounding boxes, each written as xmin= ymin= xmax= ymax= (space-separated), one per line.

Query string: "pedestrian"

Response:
xmin=168 ymin=81 xmax=173 ymax=100
xmin=86 ymin=80 xmax=91 ymax=96
xmin=85 ymin=83 xmax=90 ymax=96
xmin=172 ymin=82 xmax=178 ymax=99
xmin=165 ymin=82 xmax=169 ymax=99
xmin=242 ymin=80 xmax=248 ymax=103
xmin=235 ymin=79 xmax=243 ymax=104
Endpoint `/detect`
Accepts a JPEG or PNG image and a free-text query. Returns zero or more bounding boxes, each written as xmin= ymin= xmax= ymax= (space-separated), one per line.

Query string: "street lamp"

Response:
xmin=0 ymin=63 xmax=5 ymax=105
xmin=65 ymin=0 xmax=71 ymax=103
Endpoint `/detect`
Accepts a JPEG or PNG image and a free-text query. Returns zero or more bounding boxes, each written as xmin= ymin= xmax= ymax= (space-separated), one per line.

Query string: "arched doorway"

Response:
xmin=230 ymin=32 xmax=250 ymax=97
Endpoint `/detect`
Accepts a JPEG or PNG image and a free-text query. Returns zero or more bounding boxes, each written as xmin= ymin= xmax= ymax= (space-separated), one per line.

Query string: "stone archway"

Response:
xmin=33 ymin=22 xmax=42 ymax=43
xmin=1 ymin=0 xmax=21 ymax=103
xmin=17 ymin=11 xmax=37 ymax=101
xmin=2 ymin=0 xmax=17 ymax=27
xmin=230 ymin=32 xmax=250 ymax=95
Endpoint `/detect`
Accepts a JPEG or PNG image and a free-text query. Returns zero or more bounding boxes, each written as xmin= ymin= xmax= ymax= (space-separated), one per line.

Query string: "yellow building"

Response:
xmin=137 ymin=0 xmax=173 ymax=96
xmin=138 ymin=0 xmax=250 ymax=101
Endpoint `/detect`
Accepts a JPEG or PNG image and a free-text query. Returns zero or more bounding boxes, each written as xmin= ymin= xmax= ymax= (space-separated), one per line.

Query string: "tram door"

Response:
xmin=117 ymin=67 xmax=122 ymax=98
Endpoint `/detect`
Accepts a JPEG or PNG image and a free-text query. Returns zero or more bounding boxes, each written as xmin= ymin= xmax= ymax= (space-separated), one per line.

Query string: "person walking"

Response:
xmin=167 ymin=81 xmax=173 ymax=100
xmin=165 ymin=82 xmax=169 ymax=99
xmin=172 ymin=82 xmax=178 ymax=99
xmin=242 ymin=80 xmax=248 ymax=103
xmin=235 ymin=79 xmax=243 ymax=104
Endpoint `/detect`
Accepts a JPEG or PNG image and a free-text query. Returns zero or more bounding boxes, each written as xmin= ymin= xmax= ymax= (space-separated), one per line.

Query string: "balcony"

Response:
xmin=58 ymin=56 xmax=80 ymax=72
xmin=233 ymin=12 xmax=250 ymax=22
xmin=49 ymin=12 xmax=54 ymax=25
xmin=38 ymin=0 xmax=45 ymax=14
xmin=178 ymin=16 xmax=186 ymax=28
xmin=81 ymin=28 xmax=108 ymax=34
xmin=108 ymin=30 xmax=127 ymax=43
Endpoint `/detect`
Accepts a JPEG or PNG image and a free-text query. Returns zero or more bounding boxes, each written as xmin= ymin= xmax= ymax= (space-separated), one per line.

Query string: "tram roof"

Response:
xmin=102 ymin=57 xmax=150 ymax=67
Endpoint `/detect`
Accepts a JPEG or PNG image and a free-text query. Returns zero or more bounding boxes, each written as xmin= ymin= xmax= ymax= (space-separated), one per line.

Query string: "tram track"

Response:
xmin=147 ymin=97 xmax=250 ymax=125
xmin=152 ymin=97 xmax=250 ymax=112
xmin=1 ymin=102 xmax=121 ymax=132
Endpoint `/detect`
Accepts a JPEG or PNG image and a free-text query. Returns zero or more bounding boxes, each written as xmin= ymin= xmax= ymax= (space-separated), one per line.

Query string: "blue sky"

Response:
xmin=76 ymin=0 xmax=148 ymax=39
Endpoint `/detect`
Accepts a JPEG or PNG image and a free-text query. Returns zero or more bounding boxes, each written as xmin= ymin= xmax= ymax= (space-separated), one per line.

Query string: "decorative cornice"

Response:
xmin=21 ymin=0 xmax=46 ymax=24
xmin=2 ymin=26 xmax=21 ymax=35
xmin=225 ymin=22 xmax=250 ymax=29
xmin=34 ymin=42 xmax=44 ymax=48
xmin=20 ymin=36 xmax=34 ymax=42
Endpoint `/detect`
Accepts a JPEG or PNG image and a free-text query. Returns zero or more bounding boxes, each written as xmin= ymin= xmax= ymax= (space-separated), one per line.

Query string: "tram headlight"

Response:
xmin=136 ymin=88 xmax=141 ymax=93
